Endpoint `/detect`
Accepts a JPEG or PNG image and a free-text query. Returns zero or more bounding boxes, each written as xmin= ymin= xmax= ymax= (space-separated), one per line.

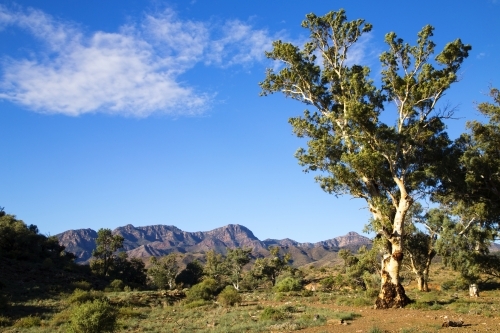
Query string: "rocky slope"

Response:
xmin=56 ymin=224 xmax=372 ymax=267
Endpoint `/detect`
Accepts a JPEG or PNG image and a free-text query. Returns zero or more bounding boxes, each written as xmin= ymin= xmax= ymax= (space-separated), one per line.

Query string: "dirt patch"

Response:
xmin=295 ymin=303 xmax=499 ymax=332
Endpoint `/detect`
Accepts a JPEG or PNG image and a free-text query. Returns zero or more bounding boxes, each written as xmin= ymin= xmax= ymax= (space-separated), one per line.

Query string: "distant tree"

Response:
xmin=338 ymin=249 xmax=358 ymax=273
xmin=253 ymin=246 xmax=291 ymax=286
xmin=204 ymin=250 xmax=227 ymax=284
xmin=148 ymin=254 xmax=179 ymax=290
xmin=110 ymin=253 xmax=147 ymax=287
xmin=260 ymin=9 xmax=470 ymax=307
xmin=402 ymin=208 xmax=445 ymax=291
xmin=225 ymin=248 xmax=252 ymax=290
xmin=90 ymin=228 xmax=124 ymax=277
xmin=0 ymin=208 xmax=74 ymax=263
xmin=175 ymin=260 xmax=204 ymax=287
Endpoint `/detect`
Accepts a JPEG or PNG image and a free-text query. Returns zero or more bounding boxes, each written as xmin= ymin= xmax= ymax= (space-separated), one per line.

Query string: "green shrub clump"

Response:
xmin=68 ymin=289 xmax=106 ymax=305
xmin=260 ymin=307 xmax=287 ymax=321
xmin=274 ymin=277 xmax=302 ymax=292
xmin=217 ymin=286 xmax=241 ymax=306
xmin=185 ymin=278 xmax=218 ymax=303
xmin=14 ymin=315 xmax=41 ymax=328
xmin=108 ymin=279 xmax=125 ymax=292
xmin=69 ymin=299 xmax=117 ymax=333
xmin=72 ymin=281 xmax=93 ymax=291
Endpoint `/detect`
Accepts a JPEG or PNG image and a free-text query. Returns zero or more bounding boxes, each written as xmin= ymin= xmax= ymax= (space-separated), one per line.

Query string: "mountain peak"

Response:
xmin=57 ymin=224 xmax=371 ymax=266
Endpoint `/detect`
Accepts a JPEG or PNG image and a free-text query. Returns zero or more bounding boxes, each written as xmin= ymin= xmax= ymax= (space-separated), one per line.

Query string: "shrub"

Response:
xmin=320 ymin=276 xmax=336 ymax=291
xmin=217 ymin=286 xmax=241 ymax=306
xmin=68 ymin=299 xmax=117 ymax=333
xmin=68 ymin=289 xmax=106 ymax=305
xmin=185 ymin=278 xmax=218 ymax=303
xmin=440 ymin=280 xmax=454 ymax=291
xmin=260 ymin=307 xmax=286 ymax=321
xmin=184 ymin=299 xmax=212 ymax=308
xmin=14 ymin=315 xmax=41 ymax=328
xmin=72 ymin=281 xmax=93 ymax=291
xmin=274 ymin=277 xmax=302 ymax=292
xmin=108 ymin=279 xmax=125 ymax=292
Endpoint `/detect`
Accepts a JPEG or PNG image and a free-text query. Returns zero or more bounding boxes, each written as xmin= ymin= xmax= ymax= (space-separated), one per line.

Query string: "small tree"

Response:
xmin=338 ymin=249 xmax=358 ymax=273
xmin=253 ymin=246 xmax=291 ymax=286
xmin=225 ymin=248 xmax=252 ymax=290
xmin=176 ymin=260 xmax=204 ymax=287
xmin=90 ymin=229 xmax=124 ymax=277
xmin=148 ymin=254 xmax=179 ymax=290
xmin=204 ymin=250 xmax=227 ymax=284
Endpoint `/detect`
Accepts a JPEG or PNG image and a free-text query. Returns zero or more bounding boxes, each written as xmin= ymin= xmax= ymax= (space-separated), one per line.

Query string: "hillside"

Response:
xmin=57 ymin=224 xmax=372 ymax=267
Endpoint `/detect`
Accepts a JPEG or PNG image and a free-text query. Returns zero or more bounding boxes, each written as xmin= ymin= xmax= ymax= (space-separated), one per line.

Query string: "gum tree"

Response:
xmin=260 ymin=9 xmax=470 ymax=308
xmin=434 ymin=87 xmax=500 ymax=286
xmin=90 ymin=228 xmax=124 ymax=276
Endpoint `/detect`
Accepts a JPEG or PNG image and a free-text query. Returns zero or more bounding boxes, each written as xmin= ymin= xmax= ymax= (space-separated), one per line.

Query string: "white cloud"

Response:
xmin=345 ymin=32 xmax=374 ymax=67
xmin=0 ymin=6 xmax=276 ymax=117
xmin=206 ymin=20 xmax=277 ymax=67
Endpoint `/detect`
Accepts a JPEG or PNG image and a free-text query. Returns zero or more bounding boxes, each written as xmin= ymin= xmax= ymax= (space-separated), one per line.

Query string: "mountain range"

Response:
xmin=56 ymin=224 xmax=372 ymax=267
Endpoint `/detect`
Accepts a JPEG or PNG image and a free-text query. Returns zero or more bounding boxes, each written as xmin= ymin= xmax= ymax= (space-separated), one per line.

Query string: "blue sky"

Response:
xmin=1 ymin=0 xmax=499 ymax=242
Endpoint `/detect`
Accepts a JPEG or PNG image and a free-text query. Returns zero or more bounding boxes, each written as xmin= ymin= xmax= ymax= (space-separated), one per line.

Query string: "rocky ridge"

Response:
xmin=57 ymin=224 xmax=372 ymax=267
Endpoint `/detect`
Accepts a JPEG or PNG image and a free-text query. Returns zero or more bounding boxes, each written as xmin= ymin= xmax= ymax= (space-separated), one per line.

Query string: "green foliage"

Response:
xmin=68 ymin=289 xmax=106 ymax=305
xmin=367 ymin=326 xmax=384 ymax=333
xmin=0 ymin=209 xmax=75 ymax=263
xmin=72 ymin=280 xmax=93 ymax=291
xmin=14 ymin=315 xmax=41 ymax=328
xmin=68 ymin=299 xmax=117 ymax=333
xmin=175 ymin=260 xmax=204 ymax=287
xmin=183 ymin=299 xmax=211 ymax=309
xmin=185 ymin=278 xmax=219 ymax=303
xmin=259 ymin=307 xmax=286 ymax=321
xmin=260 ymin=9 xmax=471 ymax=305
xmin=90 ymin=228 xmax=124 ymax=277
xmin=108 ymin=279 xmax=125 ymax=292
xmin=148 ymin=254 xmax=178 ymax=290
xmin=204 ymin=250 xmax=226 ymax=284
xmin=217 ymin=285 xmax=242 ymax=306
xmin=433 ymin=88 xmax=500 ymax=283
xmin=225 ymin=247 xmax=252 ymax=290
xmin=274 ymin=277 xmax=302 ymax=292
xmin=252 ymin=246 xmax=291 ymax=286
xmin=110 ymin=255 xmax=147 ymax=287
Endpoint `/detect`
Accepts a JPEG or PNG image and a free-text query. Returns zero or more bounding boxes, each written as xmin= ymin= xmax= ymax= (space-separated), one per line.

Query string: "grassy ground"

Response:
xmin=1 ymin=264 xmax=500 ymax=332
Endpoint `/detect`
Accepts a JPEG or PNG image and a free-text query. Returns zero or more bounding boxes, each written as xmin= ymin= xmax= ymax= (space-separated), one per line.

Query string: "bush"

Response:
xmin=217 ymin=286 xmax=241 ymax=306
xmin=108 ymin=279 xmax=125 ymax=292
xmin=320 ymin=276 xmax=336 ymax=291
xmin=260 ymin=307 xmax=286 ymax=321
xmin=274 ymin=277 xmax=302 ymax=292
xmin=185 ymin=278 xmax=218 ymax=302
xmin=72 ymin=281 xmax=93 ymax=291
xmin=69 ymin=299 xmax=117 ymax=333
xmin=68 ymin=289 xmax=106 ymax=305
xmin=14 ymin=315 xmax=41 ymax=328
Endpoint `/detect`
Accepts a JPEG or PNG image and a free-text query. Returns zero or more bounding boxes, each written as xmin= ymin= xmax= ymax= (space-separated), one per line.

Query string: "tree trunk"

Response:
xmin=375 ymin=195 xmax=412 ymax=308
xmin=375 ymin=252 xmax=411 ymax=308
xmin=416 ymin=275 xmax=429 ymax=292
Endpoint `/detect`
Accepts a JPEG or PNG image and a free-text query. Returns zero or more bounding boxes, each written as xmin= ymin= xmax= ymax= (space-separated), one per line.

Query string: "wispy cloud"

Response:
xmin=206 ymin=20 xmax=276 ymax=67
xmin=0 ymin=5 xmax=277 ymax=117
